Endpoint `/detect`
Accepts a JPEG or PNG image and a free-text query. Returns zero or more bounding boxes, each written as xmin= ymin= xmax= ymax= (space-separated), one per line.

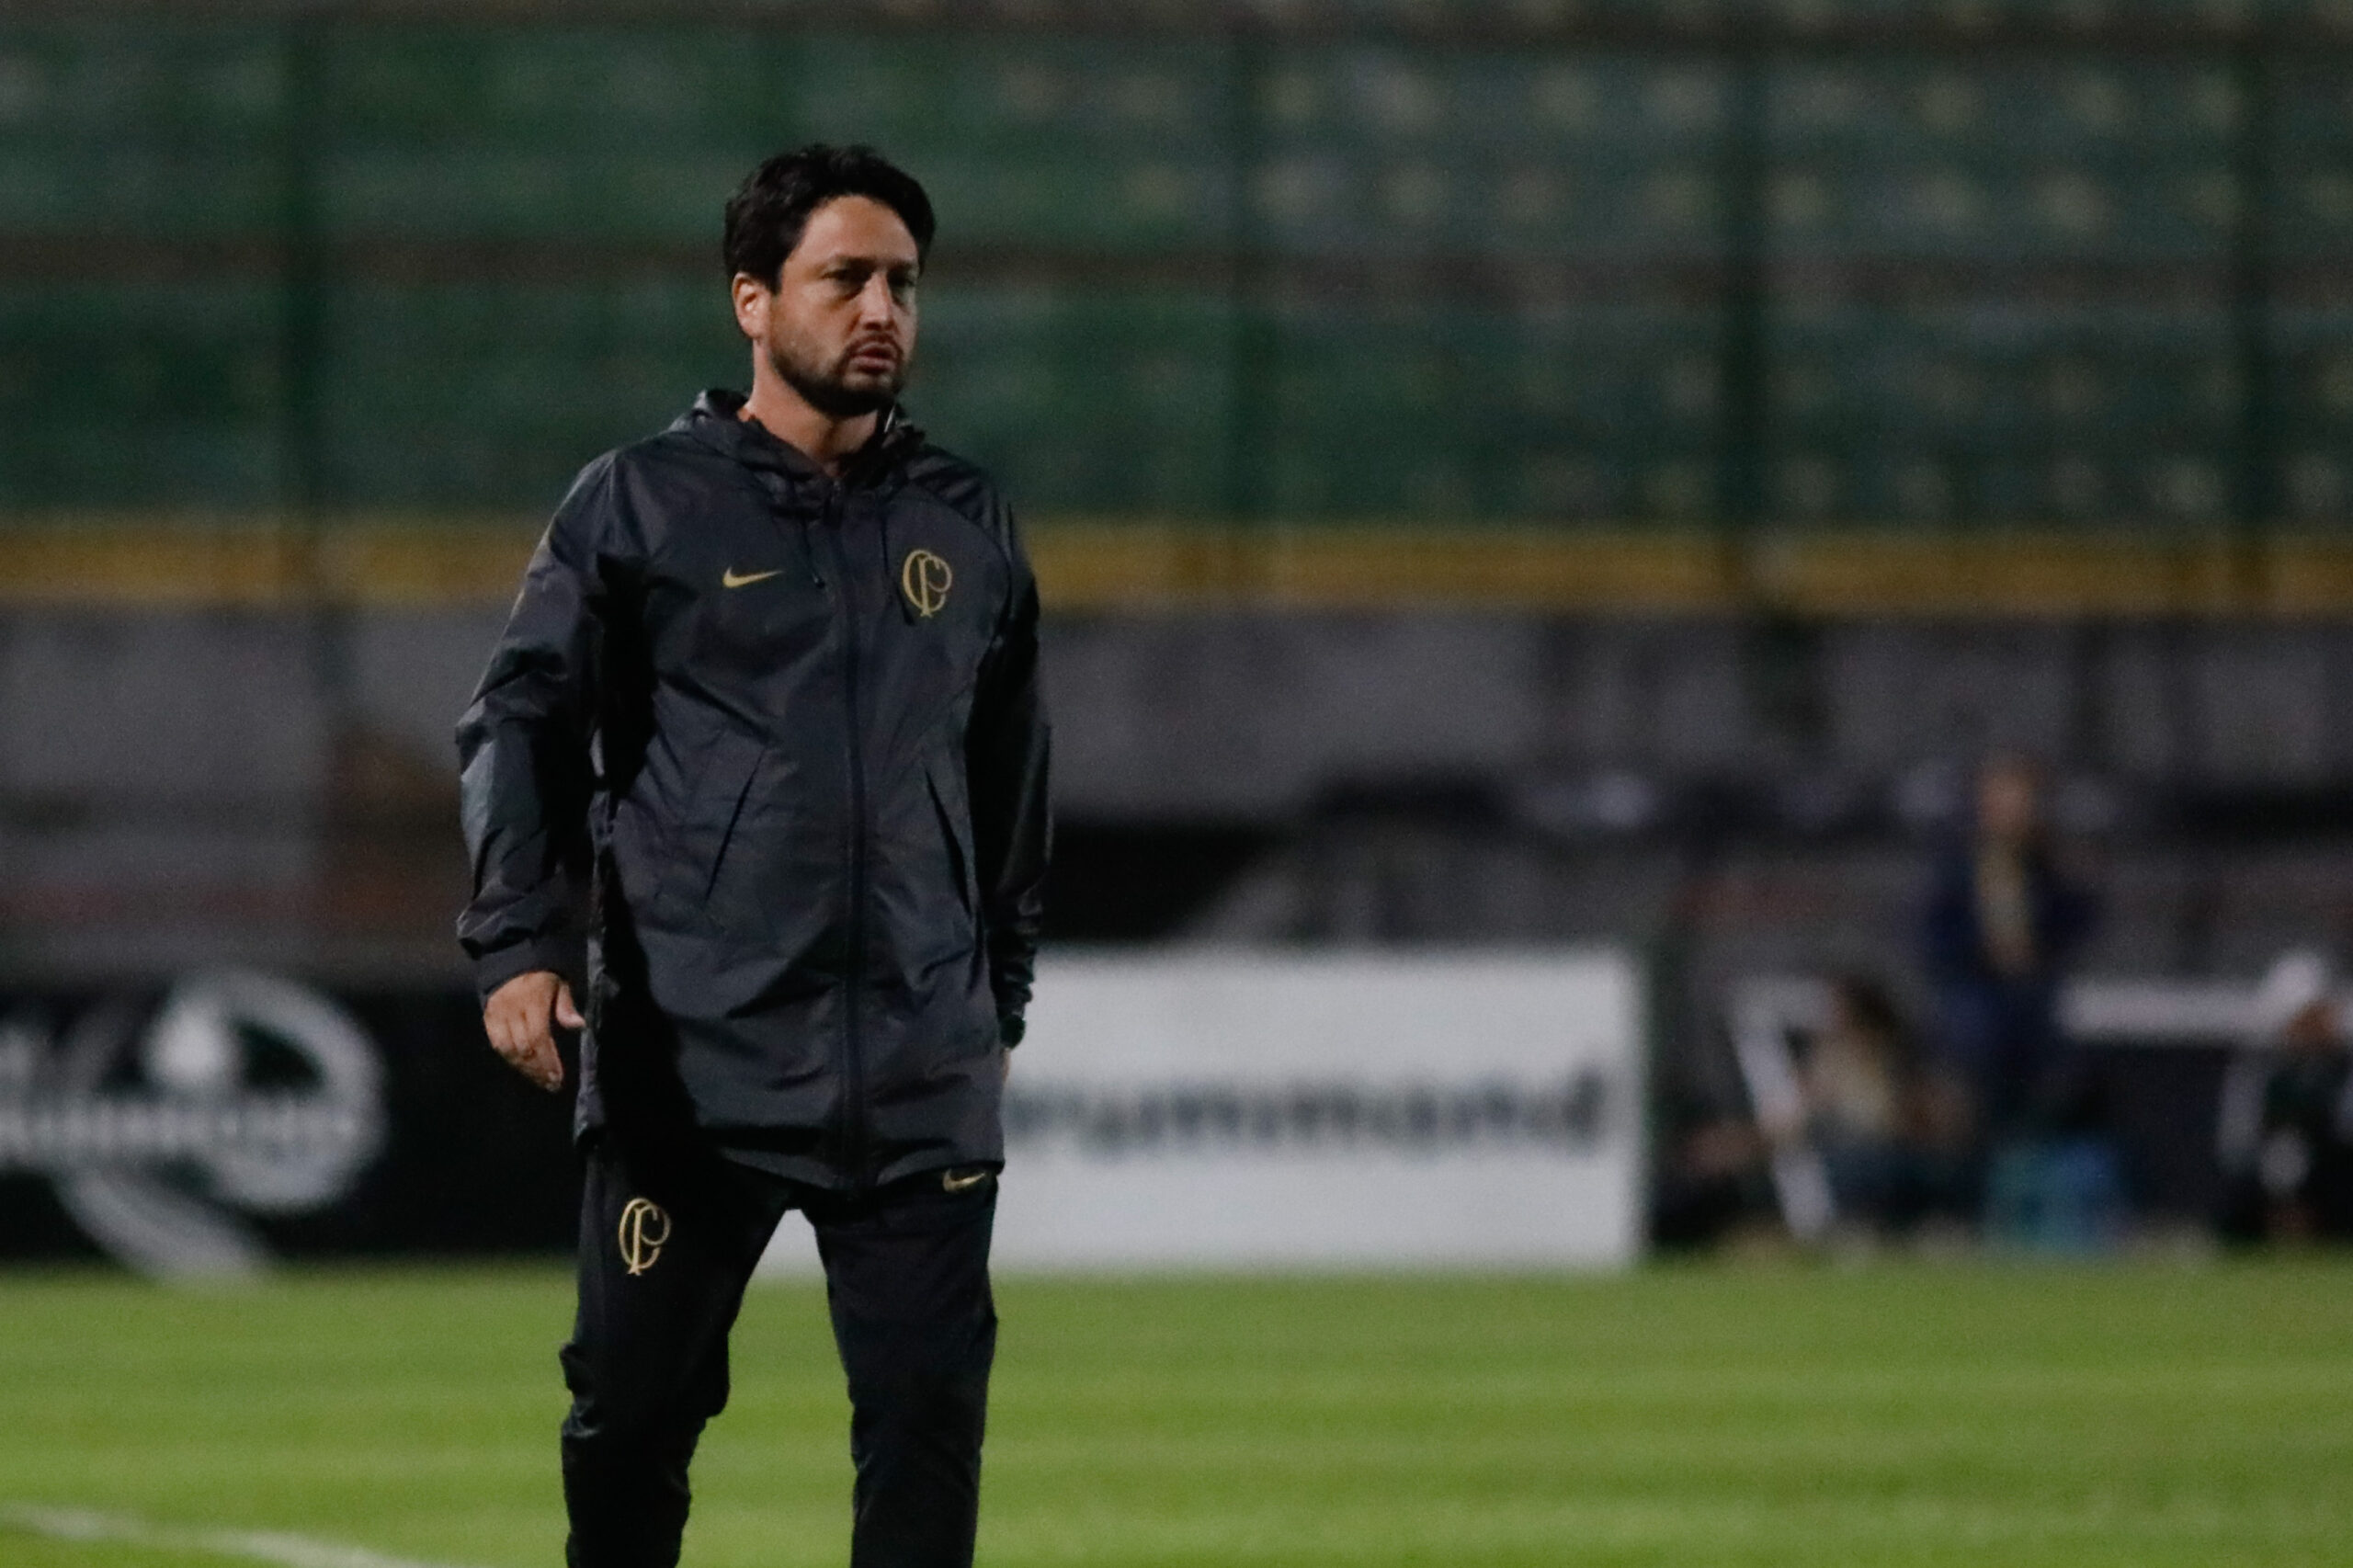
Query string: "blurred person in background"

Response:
xmin=1782 ymin=976 xmax=1966 ymax=1233
xmin=2219 ymin=950 xmax=2353 ymax=1244
xmin=457 ymin=145 xmax=1051 ymax=1568
xmin=1651 ymin=1098 xmax=1776 ymax=1251
xmin=1922 ymin=756 xmax=2100 ymax=1170
xmin=1658 ymin=977 xmax=1962 ymax=1248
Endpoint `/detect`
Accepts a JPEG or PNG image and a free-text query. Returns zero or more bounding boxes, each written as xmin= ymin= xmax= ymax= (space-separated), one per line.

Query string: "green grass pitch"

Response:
xmin=1 ymin=1259 xmax=2348 ymax=1567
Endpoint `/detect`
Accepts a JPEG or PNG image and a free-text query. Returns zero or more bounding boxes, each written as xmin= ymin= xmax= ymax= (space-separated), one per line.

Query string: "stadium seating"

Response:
xmin=1767 ymin=59 xmax=2243 ymax=262
xmin=0 ymin=282 xmax=283 ymax=508
xmin=0 ymin=11 xmax=2343 ymax=527
xmin=1769 ymin=301 xmax=2241 ymax=522
xmin=2277 ymin=306 xmax=2353 ymax=519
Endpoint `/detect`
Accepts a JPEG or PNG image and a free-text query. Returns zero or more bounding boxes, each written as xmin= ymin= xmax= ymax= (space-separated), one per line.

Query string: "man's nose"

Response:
xmin=855 ymin=274 xmax=899 ymax=326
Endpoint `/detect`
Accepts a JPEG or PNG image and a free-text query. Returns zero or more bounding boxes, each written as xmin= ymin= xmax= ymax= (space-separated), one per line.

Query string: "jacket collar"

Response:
xmin=680 ymin=388 xmax=920 ymax=486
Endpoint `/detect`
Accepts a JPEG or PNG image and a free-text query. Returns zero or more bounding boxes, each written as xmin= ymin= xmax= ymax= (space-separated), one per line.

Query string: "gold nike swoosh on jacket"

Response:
xmin=722 ymin=567 xmax=783 ymax=588
xmin=940 ymin=1169 xmax=993 ymax=1193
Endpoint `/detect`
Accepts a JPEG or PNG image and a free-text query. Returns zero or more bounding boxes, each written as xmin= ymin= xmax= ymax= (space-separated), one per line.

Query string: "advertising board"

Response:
xmin=765 ymin=949 xmax=1648 ymax=1273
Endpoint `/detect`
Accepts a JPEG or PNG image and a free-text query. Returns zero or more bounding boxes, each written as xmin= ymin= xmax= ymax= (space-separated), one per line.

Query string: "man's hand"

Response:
xmin=483 ymin=970 xmax=580 ymax=1093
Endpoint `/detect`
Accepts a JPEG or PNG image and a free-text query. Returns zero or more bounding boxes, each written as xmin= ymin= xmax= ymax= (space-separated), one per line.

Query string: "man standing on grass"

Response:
xmin=456 ymin=144 xmax=1051 ymax=1568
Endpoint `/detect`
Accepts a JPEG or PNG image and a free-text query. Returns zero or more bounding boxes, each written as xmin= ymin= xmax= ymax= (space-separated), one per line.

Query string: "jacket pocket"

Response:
xmin=925 ymin=758 xmax=979 ymax=920
xmin=657 ymin=727 xmax=767 ymax=929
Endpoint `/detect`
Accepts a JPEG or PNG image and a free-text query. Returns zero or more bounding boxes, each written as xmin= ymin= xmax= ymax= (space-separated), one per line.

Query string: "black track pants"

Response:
xmin=559 ymin=1138 xmax=998 ymax=1568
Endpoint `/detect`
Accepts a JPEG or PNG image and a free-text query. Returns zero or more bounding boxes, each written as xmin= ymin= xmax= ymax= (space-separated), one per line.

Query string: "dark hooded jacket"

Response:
xmin=457 ymin=391 xmax=1051 ymax=1190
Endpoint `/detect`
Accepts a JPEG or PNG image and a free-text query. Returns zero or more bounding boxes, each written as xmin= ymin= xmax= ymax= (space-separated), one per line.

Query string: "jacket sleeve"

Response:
xmin=454 ymin=456 xmax=619 ymax=1002
xmin=966 ymin=507 xmax=1052 ymax=1043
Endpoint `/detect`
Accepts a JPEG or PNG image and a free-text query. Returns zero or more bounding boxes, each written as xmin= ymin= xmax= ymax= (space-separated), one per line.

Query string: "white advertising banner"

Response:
xmin=762 ymin=948 xmax=1646 ymax=1274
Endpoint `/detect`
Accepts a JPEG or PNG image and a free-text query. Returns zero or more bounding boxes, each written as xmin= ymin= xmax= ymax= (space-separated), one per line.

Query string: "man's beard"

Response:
xmin=766 ymin=335 xmax=904 ymax=419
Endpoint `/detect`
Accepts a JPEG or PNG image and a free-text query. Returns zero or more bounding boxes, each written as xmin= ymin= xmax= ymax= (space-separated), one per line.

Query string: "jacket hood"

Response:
xmin=677 ymin=388 xmax=922 ymax=484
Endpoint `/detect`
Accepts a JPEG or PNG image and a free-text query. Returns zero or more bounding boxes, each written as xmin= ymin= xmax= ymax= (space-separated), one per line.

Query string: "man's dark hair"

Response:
xmin=722 ymin=144 xmax=936 ymax=285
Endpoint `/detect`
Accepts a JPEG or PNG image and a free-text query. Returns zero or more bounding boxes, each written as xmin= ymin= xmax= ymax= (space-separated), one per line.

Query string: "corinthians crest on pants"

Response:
xmin=619 ymin=1197 xmax=672 ymax=1275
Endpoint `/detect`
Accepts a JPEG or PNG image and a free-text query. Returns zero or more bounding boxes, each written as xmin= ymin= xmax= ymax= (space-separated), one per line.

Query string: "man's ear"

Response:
xmin=731 ymin=272 xmax=769 ymax=341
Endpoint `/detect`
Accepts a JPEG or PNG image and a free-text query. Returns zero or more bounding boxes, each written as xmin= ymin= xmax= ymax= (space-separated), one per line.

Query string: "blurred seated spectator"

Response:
xmin=2218 ymin=950 xmax=2353 ymax=1244
xmin=1790 ymin=977 xmax=1965 ymax=1232
xmin=1656 ymin=977 xmax=1964 ymax=1249
xmin=1762 ymin=977 xmax=1964 ymax=1236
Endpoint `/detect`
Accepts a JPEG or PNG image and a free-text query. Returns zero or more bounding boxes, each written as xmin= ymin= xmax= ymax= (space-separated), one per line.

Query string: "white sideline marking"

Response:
xmin=2 ymin=1505 xmax=483 ymax=1568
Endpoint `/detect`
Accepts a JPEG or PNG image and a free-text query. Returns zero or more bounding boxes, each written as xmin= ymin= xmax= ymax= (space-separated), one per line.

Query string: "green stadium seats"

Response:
xmin=2275 ymin=63 xmax=2353 ymax=262
xmin=1768 ymin=61 xmax=2239 ymax=261
xmin=1768 ymin=301 xmax=2238 ymax=523
xmin=915 ymin=288 xmax=1233 ymax=514
xmin=0 ymin=281 xmax=282 ymax=507
xmin=315 ymin=277 xmax=738 ymax=508
xmin=2274 ymin=306 xmax=2353 ymax=520
xmin=1250 ymin=51 xmax=1727 ymax=257
xmin=0 ymin=14 xmax=2342 ymax=526
xmin=790 ymin=36 xmax=1231 ymax=253
xmin=0 ymin=22 xmax=281 ymax=238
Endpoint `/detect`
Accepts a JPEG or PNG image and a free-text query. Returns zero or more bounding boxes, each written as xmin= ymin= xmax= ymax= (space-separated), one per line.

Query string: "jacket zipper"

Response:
xmin=821 ymin=483 xmax=870 ymax=1190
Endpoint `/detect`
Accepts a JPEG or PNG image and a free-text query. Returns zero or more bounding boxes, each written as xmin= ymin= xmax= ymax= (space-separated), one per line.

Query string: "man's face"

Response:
xmin=734 ymin=195 xmax=920 ymax=418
